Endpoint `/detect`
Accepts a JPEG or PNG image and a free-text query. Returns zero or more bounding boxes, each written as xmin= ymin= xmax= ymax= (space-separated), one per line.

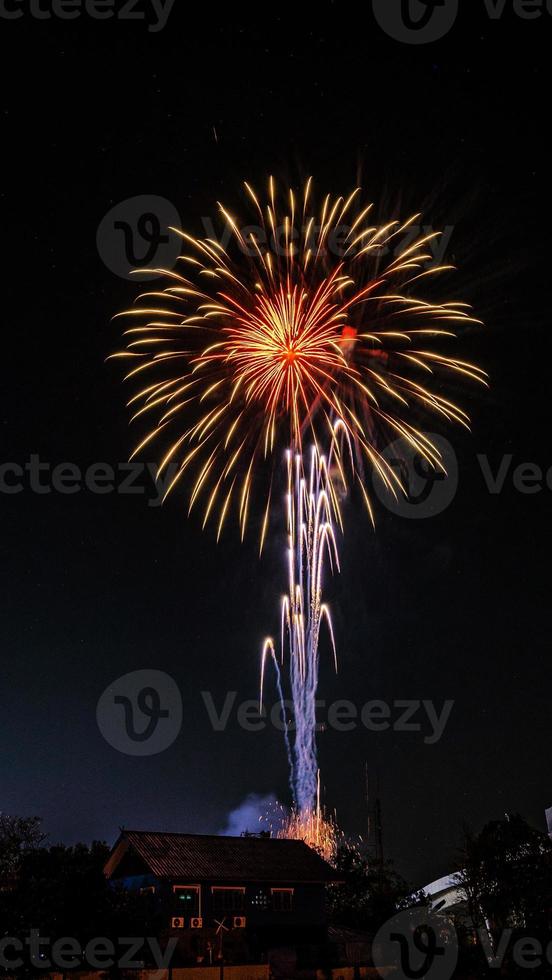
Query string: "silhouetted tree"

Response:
xmin=457 ymin=813 xmax=552 ymax=936
xmin=454 ymin=813 xmax=552 ymax=977
xmin=0 ymin=824 xmax=160 ymax=973
xmin=0 ymin=814 xmax=46 ymax=880
xmin=327 ymin=844 xmax=427 ymax=932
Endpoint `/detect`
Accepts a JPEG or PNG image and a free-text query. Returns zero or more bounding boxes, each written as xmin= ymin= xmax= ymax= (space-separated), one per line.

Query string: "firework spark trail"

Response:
xmin=260 ymin=637 xmax=294 ymax=785
xmin=261 ymin=444 xmax=340 ymax=815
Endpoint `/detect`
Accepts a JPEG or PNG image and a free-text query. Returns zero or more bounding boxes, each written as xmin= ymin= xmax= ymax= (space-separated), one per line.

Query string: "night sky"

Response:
xmin=1 ymin=3 xmax=550 ymax=888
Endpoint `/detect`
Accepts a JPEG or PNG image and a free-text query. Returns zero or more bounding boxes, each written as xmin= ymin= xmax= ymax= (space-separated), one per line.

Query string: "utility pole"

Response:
xmin=365 ymin=763 xmax=384 ymax=870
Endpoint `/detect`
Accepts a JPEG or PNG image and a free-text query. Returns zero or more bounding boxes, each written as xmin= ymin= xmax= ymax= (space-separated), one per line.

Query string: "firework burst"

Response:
xmin=111 ymin=179 xmax=487 ymax=542
xmin=260 ymin=778 xmax=347 ymax=865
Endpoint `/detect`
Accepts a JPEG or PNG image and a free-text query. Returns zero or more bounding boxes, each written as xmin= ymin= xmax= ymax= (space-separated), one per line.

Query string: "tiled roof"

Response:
xmin=106 ymin=829 xmax=337 ymax=883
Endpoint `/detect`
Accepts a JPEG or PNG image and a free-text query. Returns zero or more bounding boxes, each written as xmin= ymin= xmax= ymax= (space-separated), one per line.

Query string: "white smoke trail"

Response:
xmin=221 ymin=793 xmax=278 ymax=836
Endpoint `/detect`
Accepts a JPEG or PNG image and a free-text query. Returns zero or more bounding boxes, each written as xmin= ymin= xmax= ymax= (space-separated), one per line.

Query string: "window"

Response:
xmin=250 ymin=888 xmax=269 ymax=910
xmin=212 ymin=887 xmax=245 ymax=913
xmin=173 ymin=885 xmax=200 ymax=916
xmin=272 ymin=888 xmax=294 ymax=912
xmin=139 ymin=885 xmax=156 ymax=896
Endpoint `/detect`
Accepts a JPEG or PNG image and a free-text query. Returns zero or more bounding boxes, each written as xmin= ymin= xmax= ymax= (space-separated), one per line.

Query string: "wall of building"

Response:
xmin=115 ymin=876 xmax=327 ymax=928
xmin=46 ymin=969 xmax=269 ymax=980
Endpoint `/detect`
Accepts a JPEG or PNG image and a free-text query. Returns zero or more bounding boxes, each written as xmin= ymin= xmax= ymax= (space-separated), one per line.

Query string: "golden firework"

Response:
xmin=112 ymin=179 xmax=487 ymax=540
xmin=260 ymin=776 xmax=347 ymax=866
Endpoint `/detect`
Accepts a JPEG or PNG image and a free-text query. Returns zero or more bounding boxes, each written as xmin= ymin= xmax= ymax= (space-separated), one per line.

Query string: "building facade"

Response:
xmin=104 ymin=830 xmax=337 ymax=967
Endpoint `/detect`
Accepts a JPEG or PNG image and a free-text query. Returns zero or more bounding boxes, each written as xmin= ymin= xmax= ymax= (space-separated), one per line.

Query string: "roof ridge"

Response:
xmin=123 ymin=829 xmax=307 ymax=844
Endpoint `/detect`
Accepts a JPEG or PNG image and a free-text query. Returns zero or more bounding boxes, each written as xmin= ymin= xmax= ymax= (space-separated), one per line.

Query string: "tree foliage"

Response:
xmin=0 ymin=818 xmax=159 ymax=968
xmin=457 ymin=812 xmax=552 ymax=936
xmin=0 ymin=814 xmax=46 ymax=879
xmin=327 ymin=844 xmax=426 ymax=932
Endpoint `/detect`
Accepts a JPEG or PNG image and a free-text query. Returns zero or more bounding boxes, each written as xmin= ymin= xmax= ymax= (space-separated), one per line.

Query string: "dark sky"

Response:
xmin=1 ymin=2 xmax=550 ymax=888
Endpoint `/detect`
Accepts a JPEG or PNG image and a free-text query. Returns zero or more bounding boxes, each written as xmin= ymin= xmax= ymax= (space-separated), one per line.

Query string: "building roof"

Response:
xmin=420 ymin=872 xmax=466 ymax=913
xmin=423 ymin=873 xmax=462 ymax=897
xmin=105 ymin=829 xmax=338 ymax=883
